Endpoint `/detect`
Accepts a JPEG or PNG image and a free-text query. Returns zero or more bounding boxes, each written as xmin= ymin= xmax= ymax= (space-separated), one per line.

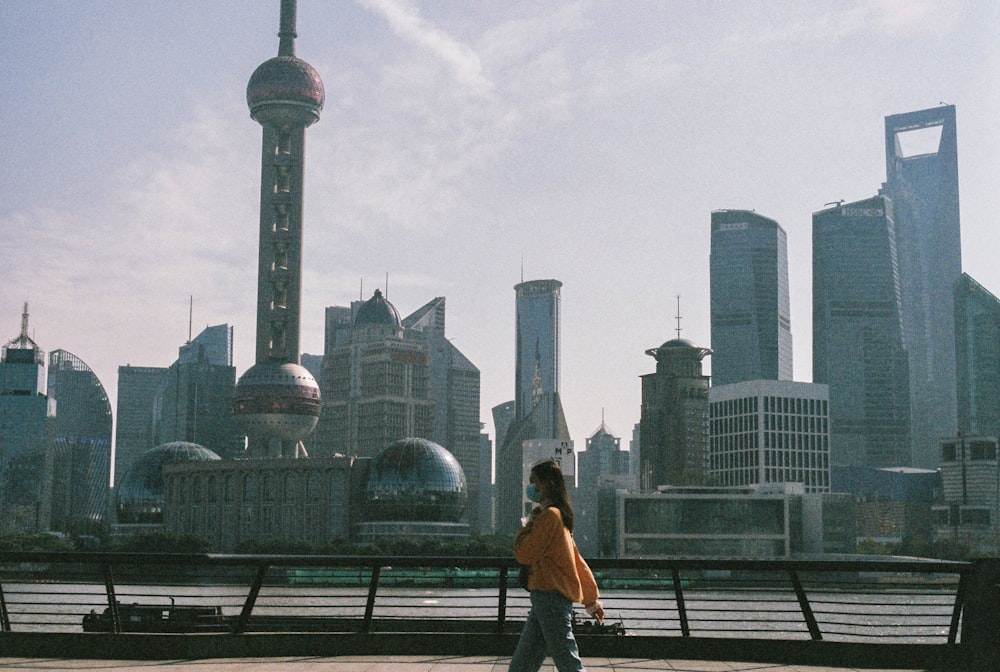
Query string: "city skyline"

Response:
xmin=3 ymin=2 xmax=999 ymax=453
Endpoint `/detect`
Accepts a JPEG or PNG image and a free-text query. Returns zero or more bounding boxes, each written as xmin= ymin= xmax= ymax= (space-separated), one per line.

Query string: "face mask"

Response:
xmin=525 ymin=483 xmax=542 ymax=503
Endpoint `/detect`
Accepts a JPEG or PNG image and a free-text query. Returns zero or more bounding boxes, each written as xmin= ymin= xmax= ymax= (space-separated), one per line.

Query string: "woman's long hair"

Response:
xmin=531 ymin=460 xmax=574 ymax=533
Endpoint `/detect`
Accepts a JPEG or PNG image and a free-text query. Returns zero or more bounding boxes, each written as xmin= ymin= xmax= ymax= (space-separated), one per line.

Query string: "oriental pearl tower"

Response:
xmin=233 ymin=0 xmax=324 ymax=458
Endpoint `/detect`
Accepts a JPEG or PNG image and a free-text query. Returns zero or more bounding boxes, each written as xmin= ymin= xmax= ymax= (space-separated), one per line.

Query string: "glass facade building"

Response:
xmin=48 ymin=349 xmax=112 ymax=528
xmin=953 ymin=273 xmax=1000 ymax=438
xmin=0 ymin=306 xmax=55 ymax=533
xmin=883 ymin=105 xmax=962 ymax=469
xmin=496 ymin=279 xmax=572 ymax=533
xmin=813 ymin=195 xmax=911 ymax=468
xmin=710 ymin=210 xmax=792 ymax=386
xmin=513 ymin=279 xmax=562 ymax=421
xmin=709 ymin=380 xmax=830 ymax=493
xmin=114 ymin=365 xmax=167 ymax=487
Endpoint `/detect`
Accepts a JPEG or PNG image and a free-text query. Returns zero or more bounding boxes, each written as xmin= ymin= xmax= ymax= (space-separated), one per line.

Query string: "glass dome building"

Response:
xmin=116 ymin=441 xmax=220 ymax=524
xmin=364 ymin=438 xmax=467 ymax=523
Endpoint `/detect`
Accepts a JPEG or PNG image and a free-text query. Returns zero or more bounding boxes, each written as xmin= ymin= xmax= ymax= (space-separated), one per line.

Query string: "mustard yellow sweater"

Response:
xmin=513 ymin=507 xmax=599 ymax=606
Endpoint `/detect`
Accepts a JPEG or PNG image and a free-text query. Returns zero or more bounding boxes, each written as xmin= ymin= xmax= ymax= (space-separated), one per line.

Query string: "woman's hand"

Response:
xmin=585 ymin=601 xmax=604 ymax=624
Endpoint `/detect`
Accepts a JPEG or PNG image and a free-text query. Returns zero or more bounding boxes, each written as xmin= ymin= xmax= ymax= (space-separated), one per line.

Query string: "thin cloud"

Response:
xmin=359 ymin=0 xmax=493 ymax=96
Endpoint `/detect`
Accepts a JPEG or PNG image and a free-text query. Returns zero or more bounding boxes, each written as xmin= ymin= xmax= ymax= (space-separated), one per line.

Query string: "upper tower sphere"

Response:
xmin=247 ymin=55 xmax=325 ymax=127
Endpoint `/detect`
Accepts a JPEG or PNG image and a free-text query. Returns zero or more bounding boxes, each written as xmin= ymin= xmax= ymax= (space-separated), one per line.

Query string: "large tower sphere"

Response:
xmin=233 ymin=361 xmax=321 ymax=446
xmin=247 ymin=55 xmax=325 ymax=127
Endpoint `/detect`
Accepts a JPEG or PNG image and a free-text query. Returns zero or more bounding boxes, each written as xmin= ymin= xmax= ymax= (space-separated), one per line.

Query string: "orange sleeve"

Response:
xmin=574 ymin=543 xmax=600 ymax=605
xmin=513 ymin=508 xmax=562 ymax=565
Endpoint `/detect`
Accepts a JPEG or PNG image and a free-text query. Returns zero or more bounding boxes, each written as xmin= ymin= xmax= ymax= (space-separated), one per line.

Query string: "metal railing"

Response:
xmin=1 ymin=551 xmax=997 ymax=669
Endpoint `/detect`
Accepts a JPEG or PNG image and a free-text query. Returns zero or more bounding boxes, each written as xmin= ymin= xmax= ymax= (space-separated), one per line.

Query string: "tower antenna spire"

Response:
xmin=675 ymin=295 xmax=682 ymax=339
xmin=188 ymin=295 xmax=193 ymax=344
xmin=278 ymin=0 xmax=297 ymax=57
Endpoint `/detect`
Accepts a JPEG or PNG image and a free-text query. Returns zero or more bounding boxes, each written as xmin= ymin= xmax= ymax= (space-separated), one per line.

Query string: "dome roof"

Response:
xmin=116 ymin=441 xmax=220 ymax=524
xmin=365 ymin=438 xmax=467 ymax=522
xmin=658 ymin=338 xmax=698 ymax=350
xmin=354 ymin=289 xmax=401 ymax=328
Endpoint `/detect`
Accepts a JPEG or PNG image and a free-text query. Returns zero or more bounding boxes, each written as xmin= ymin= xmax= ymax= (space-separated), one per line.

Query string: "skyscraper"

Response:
xmin=495 ymin=279 xmax=572 ymax=532
xmin=316 ymin=291 xmax=484 ymax=529
xmin=710 ymin=209 xmax=792 ymax=386
xmin=233 ymin=0 xmax=323 ymax=458
xmin=153 ymin=325 xmax=244 ymax=459
xmin=48 ymin=349 xmax=112 ymax=530
xmin=0 ymin=304 xmax=55 ymax=533
xmin=953 ymin=273 xmax=1000 ymax=438
xmin=883 ymin=105 xmax=962 ymax=469
xmin=576 ymin=421 xmax=630 ymax=555
xmin=813 ymin=195 xmax=911 ymax=468
xmin=514 ymin=279 xmax=562 ymax=421
xmin=638 ymin=337 xmax=711 ymax=490
xmin=319 ymin=289 xmax=434 ymax=458
xmin=114 ymin=365 xmax=167 ymax=486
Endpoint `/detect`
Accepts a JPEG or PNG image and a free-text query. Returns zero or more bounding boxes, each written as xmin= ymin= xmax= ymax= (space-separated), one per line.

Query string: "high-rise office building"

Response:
xmin=883 ymin=105 xmax=962 ymax=469
xmin=317 ymin=291 xmax=483 ymax=528
xmin=114 ymin=365 xmax=167 ymax=487
xmin=319 ymin=289 xmax=434 ymax=458
xmin=709 ymin=380 xmax=830 ymax=493
xmin=710 ymin=209 xmax=792 ymax=386
xmin=232 ymin=0 xmax=323 ymax=459
xmin=0 ymin=304 xmax=55 ymax=533
xmin=813 ymin=195 xmax=911 ymax=468
xmin=153 ymin=325 xmax=243 ymax=459
xmin=639 ymin=337 xmax=711 ymax=490
xmin=48 ymin=349 xmax=112 ymax=530
xmin=496 ymin=279 xmax=572 ymax=532
xmin=576 ymin=422 xmax=630 ymax=556
xmin=954 ymin=273 xmax=1000 ymax=438
xmin=402 ymin=297 xmax=483 ymax=531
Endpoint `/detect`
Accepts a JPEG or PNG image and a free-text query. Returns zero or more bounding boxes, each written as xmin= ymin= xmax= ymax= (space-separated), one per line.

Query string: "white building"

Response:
xmin=709 ymin=380 xmax=830 ymax=493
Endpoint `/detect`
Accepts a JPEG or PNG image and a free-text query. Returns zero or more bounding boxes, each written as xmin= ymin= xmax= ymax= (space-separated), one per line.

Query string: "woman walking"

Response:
xmin=509 ymin=460 xmax=604 ymax=672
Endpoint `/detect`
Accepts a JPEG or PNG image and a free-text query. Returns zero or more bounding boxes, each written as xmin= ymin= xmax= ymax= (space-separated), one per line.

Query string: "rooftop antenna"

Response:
xmin=187 ymin=295 xmax=193 ymax=344
xmin=675 ymin=295 xmax=682 ymax=339
xmin=360 ymin=277 xmax=364 ymax=300
xmin=520 ymin=254 xmax=524 ymax=283
xmin=277 ymin=0 xmax=297 ymax=57
xmin=385 ymin=272 xmax=389 ymax=298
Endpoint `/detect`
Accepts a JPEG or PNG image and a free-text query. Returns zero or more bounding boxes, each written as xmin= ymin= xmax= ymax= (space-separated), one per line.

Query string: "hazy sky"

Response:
xmin=2 ymin=1 xmax=999 ymax=459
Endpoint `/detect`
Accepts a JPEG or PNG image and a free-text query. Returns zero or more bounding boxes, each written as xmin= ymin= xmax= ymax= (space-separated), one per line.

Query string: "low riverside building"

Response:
xmin=932 ymin=435 xmax=1000 ymax=556
xmin=162 ymin=438 xmax=470 ymax=551
xmin=613 ymin=483 xmax=854 ymax=558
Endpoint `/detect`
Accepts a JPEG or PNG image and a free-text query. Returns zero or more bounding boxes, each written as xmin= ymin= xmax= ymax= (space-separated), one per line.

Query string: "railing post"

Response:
xmin=789 ymin=570 xmax=822 ymax=641
xmin=959 ymin=558 xmax=1000 ymax=670
xmin=497 ymin=565 xmax=509 ymax=634
xmin=233 ymin=563 xmax=269 ymax=635
xmin=362 ymin=565 xmax=381 ymax=633
xmin=671 ymin=567 xmax=690 ymax=637
xmin=0 ymin=577 xmax=10 ymax=631
xmin=101 ymin=562 xmax=121 ymax=634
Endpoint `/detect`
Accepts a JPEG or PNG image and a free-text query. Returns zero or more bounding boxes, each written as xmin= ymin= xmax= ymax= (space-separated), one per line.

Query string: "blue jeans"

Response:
xmin=508 ymin=590 xmax=586 ymax=672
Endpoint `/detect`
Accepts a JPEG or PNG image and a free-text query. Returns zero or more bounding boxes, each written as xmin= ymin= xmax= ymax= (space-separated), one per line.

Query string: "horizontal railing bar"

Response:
xmin=0 ymin=551 xmax=973 ymax=575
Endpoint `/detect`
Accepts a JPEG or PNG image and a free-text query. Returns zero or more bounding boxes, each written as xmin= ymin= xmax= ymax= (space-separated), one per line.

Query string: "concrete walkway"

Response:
xmin=0 ymin=656 xmax=938 ymax=672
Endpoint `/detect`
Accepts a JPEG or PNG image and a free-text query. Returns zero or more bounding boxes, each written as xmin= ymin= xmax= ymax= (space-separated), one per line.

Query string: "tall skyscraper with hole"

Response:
xmin=882 ymin=105 xmax=961 ymax=469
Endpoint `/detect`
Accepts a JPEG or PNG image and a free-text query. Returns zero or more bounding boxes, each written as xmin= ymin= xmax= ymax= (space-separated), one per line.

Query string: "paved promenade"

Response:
xmin=0 ymin=656 xmax=939 ymax=672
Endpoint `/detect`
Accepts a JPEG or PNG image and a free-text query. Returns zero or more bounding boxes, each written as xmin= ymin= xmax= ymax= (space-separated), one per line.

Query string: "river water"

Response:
xmin=2 ymin=581 xmax=959 ymax=643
